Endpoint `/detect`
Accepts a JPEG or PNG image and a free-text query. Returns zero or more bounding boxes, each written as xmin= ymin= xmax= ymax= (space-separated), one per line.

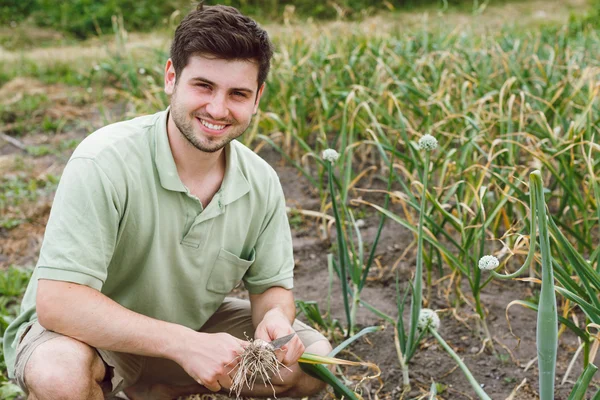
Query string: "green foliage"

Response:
xmin=593 ymin=0 xmax=600 ymax=26
xmin=0 ymin=382 xmax=23 ymax=400
xmin=0 ymin=174 xmax=59 ymax=230
xmin=0 ymin=265 xmax=32 ymax=393
xmin=0 ymin=266 xmax=32 ymax=302
xmin=4 ymin=0 xmax=517 ymax=37
xmin=0 ymin=0 xmax=37 ymax=25
xmin=0 ymin=175 xmax=58 ymax=209
xmin=31 ymin=0 xmax=190 ymax=39
xmin=1 ymin=94 xmax=52 ymax=137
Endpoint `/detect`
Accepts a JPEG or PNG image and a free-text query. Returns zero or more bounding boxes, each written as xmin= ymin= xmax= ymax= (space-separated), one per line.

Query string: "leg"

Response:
xmin=125 ymin=340 xmax=332 ymax=400
xmin=124 ymin=298 xmax=334 ymax=399
xmin=276 ymin=338 xmax=333 ymax=397
xmin=24 ymin=336 xmax=108 ymax=400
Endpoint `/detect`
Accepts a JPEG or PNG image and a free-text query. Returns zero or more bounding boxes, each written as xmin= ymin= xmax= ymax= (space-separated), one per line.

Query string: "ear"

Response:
xmin=164 ymin=59 xmax=176 ymax=95
xmin=252 ymin=83 xmax=266 ymax=114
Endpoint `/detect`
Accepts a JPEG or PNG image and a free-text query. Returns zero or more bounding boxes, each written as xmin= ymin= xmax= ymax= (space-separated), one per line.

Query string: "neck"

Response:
xmin=167 ymin=115 xmax=225 ymax=183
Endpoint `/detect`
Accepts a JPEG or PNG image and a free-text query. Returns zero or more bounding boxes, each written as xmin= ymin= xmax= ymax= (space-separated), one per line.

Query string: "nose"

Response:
xmin=205 ymin=92 xmax=229 ymax=121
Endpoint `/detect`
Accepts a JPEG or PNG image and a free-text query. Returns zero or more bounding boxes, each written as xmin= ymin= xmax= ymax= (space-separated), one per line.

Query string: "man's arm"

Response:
xmin=249 ymin=286 xmax=295 ymax=326
xmin=249 ymin=286 xmax=305 ymax=365
xmin=37 ymin=279 xmax=246 ymax=392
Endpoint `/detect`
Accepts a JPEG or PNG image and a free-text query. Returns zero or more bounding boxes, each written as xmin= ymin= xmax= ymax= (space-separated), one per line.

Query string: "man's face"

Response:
xmin=164 ymin=55 xmax=264 ymax=153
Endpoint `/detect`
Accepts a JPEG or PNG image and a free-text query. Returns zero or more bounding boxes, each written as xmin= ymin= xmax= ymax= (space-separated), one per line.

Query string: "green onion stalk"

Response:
xmin=419 ymin=309 xmax=491 ymax=400
xmin=480 ymin=171 xmax=557 ymax=399
xmin=299 ymin=326 xmax=383 ymax=399
xmin=531 ymin=171 xmax=558 ymax=400
xmin=323 ymin=148 xmax=353 ymax=335
xmin=398 ymin=134 xmax=438 ymax=390
xmin=322 ymin=147 xmax=393 ymax=337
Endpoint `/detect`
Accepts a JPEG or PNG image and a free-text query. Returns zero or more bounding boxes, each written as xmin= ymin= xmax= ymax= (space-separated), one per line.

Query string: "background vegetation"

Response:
xmin=3 ymin=0 xmax=598 ymax=38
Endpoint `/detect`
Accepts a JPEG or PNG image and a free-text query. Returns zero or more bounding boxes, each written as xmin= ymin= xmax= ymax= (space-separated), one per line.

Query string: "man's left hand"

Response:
xmin=254 ymin=307 xmax=305 ymax=366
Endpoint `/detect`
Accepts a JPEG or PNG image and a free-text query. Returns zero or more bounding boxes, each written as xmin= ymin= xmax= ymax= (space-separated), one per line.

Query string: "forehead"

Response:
xmin=180 ymin=55 xmax=260 ymax=90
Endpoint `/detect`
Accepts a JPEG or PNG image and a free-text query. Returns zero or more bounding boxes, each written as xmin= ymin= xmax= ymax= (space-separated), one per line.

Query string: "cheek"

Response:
xmin=232 ymin=104 xmax=256 ymax=121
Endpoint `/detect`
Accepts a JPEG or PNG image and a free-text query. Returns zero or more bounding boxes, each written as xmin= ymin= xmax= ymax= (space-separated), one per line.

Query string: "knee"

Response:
xmin=307 ymin=339 xmax=335 ymax=371
xmin=24 ymin=337 xmax=105 ymax=399
xmin=306 ymin=339 xmax=333 ymax=356
xmin=291 ymin=339 xmax=333 ymax=396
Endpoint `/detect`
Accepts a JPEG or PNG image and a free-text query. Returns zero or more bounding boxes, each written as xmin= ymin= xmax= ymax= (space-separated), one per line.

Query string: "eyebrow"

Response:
xmin=190 ymin=77 xmax=254 ymax=95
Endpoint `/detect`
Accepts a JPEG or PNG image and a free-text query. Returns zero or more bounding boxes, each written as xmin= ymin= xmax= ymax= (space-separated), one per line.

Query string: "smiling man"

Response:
xmin=3 ymin=4 xmax=331 ymax=400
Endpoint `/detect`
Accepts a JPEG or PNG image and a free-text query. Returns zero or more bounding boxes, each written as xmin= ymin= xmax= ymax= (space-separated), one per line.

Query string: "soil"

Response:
xmin=0 ymin=81 xmax=594 ymax=399
xmin=264 ymin=154 xmax=588 ymax=400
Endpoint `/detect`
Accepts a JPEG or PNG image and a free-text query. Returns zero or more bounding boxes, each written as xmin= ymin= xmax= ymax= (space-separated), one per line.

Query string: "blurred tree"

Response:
xmin=0 ymin=0 xmax=37 ymax=24
xmin=32 ymin=0 xmax=192 ymax=38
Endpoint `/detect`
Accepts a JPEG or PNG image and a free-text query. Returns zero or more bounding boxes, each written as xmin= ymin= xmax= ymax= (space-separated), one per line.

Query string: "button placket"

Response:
xmin=181 ymin=193 xmax=225 ymax=248
xmin=180 ymin=193 xmax=205 ymax=247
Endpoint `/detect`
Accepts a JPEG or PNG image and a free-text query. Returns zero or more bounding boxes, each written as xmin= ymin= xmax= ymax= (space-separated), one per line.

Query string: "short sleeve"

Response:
xmin=36 ymin=157 xmax=121 ymax=290
xmin=243 ymin=176 xmax=294 ymax=294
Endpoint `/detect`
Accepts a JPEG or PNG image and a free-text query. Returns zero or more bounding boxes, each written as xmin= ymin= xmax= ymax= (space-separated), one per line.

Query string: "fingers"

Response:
xmin=280 ymin=336 xmax=305 ymax=366
xmin=201 ymin=374 xmax=234 ymax=392
xmin=201 ymin=379 xmax=222 ymax=392
xmin=217 ymin=373 xmax=234 ymax=390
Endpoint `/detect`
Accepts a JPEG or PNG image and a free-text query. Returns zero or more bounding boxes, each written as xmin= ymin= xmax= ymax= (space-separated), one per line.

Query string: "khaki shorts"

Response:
xmin=14 ymin=297 xmax=326 ymax=397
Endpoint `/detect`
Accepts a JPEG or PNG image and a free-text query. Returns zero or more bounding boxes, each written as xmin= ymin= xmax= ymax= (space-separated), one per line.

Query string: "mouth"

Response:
xmin=197 ymin=117 xmax=230 ymax=133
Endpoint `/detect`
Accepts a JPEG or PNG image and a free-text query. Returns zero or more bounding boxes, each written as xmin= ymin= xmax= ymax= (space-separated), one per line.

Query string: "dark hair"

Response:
xmin=170 ymin=3 xmax=274 ymax=88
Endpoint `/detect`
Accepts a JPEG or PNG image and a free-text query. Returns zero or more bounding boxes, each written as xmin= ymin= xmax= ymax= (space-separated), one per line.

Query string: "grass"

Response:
xmin=0 ymin=266 xmax=32 ymax=395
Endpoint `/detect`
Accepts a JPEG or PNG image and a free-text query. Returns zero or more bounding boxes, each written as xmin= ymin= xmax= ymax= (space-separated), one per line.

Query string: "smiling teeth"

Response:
xmin=200 ymin=118 xmax=226 ymax=130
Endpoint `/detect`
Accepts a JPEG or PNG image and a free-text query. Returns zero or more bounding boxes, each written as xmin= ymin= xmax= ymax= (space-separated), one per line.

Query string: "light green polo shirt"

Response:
xmin=3 ymin=109 xmax=294 ymax=378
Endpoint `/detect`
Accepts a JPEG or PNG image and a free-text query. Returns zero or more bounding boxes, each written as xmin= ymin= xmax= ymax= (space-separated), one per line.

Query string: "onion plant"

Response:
xmin=418 ymin=309 xmax=491 ymax=400
xmin=299 ymin=325 xmax=382 ymax=399
xmin=322 ymin=148 xmax=393 ymax=337
xmin=405 ymin=134 xmax=437 ymax=368
xmin=369 ymin=134 xmax=439 ymax=392
xmin=482 ymin=173 xmax=553 ymax=396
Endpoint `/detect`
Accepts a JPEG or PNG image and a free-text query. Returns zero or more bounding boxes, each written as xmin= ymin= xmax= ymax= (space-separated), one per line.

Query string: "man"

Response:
xmin=3 ymin=4 xmax=331 ymax=399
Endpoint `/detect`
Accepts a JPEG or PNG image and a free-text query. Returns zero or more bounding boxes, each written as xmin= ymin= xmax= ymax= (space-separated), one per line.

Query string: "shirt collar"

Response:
xmin=155 ymin=109 xmax=186 ymax=192
xmin=154 ymin=108 xmax=250 ymax=205
xmin=220 ymin=141 xmax=250 ymax=206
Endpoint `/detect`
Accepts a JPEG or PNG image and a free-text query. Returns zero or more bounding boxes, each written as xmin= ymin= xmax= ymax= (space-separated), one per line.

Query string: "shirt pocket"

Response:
xmin=206 ymin=248 xmax=255 ymax=294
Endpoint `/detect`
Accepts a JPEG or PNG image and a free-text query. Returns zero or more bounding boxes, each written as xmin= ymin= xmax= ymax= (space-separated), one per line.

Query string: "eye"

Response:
xmin=232 ymin=91 xmax=248 ymax=98
xmin=196 ymin=83 xmax=211 ymax=90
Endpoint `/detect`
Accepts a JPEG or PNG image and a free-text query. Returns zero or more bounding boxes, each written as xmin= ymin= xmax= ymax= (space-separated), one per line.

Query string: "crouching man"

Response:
xmin=3 ymin=3 xmax=331 ymax=399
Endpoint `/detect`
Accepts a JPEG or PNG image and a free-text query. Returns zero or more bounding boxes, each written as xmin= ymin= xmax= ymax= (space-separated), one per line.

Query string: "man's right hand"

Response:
xmin=174 ymin=331 xmax=248 ymax=392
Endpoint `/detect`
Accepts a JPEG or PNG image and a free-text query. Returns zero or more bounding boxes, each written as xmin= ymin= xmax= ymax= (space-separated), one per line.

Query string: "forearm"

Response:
xmin=249 ymin=286 xmax=296 ymax=328
xmin=36 ymin=279 xmax=192 ymax=362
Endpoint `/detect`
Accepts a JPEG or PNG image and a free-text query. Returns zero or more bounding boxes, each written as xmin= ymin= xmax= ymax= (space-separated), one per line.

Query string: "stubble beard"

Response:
xmin=170 ymin=95 xmax=250 ymax=154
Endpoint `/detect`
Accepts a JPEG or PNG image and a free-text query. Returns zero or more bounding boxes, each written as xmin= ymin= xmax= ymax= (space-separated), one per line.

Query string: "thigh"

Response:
xmin=14 ymin=322 xmax=64 ymax=392
xmin=139 ymin=297 xmax=329 ymax=388
xmin=13 ymin=321 xmax=144 ymax=397
xmin=202 ymin=297 xmax=328 ymax=348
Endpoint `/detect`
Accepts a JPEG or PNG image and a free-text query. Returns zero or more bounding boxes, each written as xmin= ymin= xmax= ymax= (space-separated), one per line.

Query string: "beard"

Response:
xmin=170 ymin=93 xmax=250 ymax=153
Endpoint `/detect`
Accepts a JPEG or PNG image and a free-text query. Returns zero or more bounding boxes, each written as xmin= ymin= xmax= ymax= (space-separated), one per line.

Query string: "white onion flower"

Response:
xmin=553 ymin=126 xmax=561 ymax=136
xmin=478 ymin=255 xmax=500 ymax=271
xmin=417 ymin=309 xmax=440 ymax=332
xmin=322 ymin=148 xmax=339 ymax=162
xmin=418 ymin=134 xmax=438 ymax=151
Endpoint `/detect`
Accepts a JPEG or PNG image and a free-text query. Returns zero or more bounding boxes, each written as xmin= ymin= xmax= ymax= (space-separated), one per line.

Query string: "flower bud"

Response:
xmin=417 ymin=309 xmax=440 ymax=332
xmin=418 ymin=134 xmax=438 ymax=151
xmin=478 ymin=255 xmax=500 ymax=270
xmin=322 ymin=148 xmax=339 ymax=162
